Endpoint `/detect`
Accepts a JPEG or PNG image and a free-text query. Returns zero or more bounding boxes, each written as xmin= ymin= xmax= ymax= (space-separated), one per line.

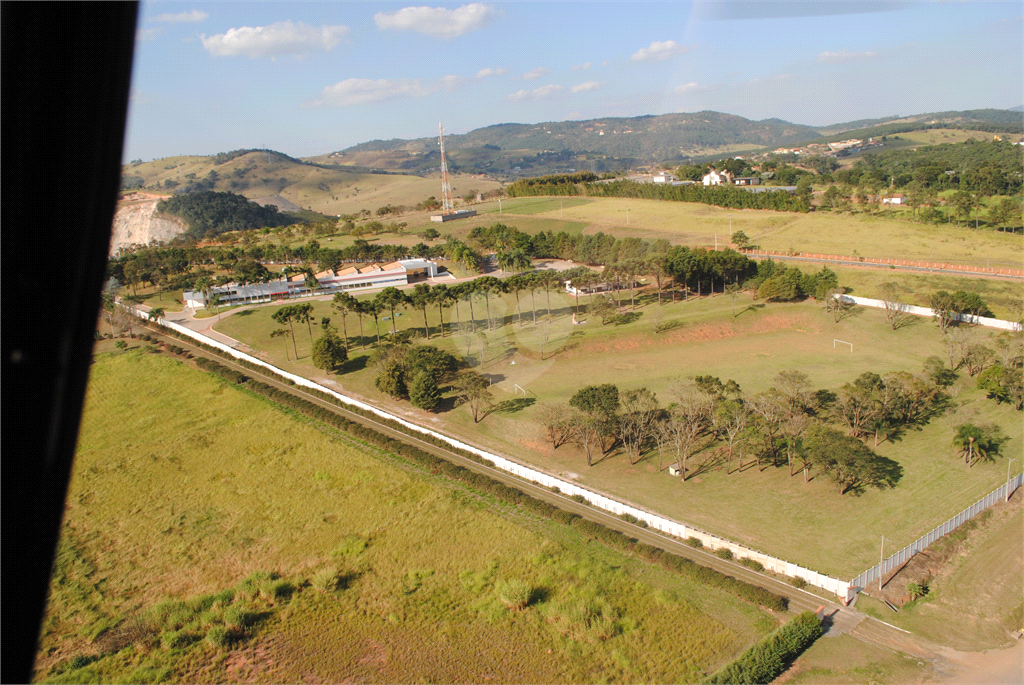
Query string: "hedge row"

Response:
xmin=146 ymin=322 xmax=791 ymax=613
xmin=704 ymin=611 xmax=821 ymax=684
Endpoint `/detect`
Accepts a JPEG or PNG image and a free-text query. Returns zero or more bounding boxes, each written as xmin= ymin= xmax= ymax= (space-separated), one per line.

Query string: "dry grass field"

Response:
xmin=36 ymin=348 xmax=776 ymax=683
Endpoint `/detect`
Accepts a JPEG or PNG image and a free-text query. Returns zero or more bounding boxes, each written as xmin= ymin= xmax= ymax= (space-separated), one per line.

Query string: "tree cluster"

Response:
xmin=156 ymin=191 xmax=293 ymax=240
xmin=537 ymin=364 xmax=968 ymax=495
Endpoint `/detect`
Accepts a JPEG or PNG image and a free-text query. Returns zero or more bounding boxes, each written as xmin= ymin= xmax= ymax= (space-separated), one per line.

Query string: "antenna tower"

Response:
xmin=438 ymin=122 xmax=454 ymax=215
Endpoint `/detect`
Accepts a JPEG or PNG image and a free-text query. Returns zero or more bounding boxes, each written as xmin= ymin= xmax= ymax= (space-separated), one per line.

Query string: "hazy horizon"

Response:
xmin=125 ymin=1 xmax=1023 ymax=161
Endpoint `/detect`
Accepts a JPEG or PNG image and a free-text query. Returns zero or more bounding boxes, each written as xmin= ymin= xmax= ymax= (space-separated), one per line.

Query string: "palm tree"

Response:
xmin=366 ymin=299 xmax=383 ymax=345
xmin=147 ymin=307 xmax=165 ymax=323
xmin=475 ymin=276 xmax=502 ymax=330
xmin=294 ymin=303 xmax=315 ymax=345
xmin=523 ymin=272 xmax=540 ymax=325
xmin=952 ymin=423 xmax=998 ymax=467
xmin=506 ymin=274 xmax=526 ymax=326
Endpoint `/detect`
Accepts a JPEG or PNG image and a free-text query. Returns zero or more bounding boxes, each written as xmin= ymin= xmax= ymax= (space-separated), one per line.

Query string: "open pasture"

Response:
xmin=38 ymin=350 xmax=774 ymax=683
xmin=512 ymin=197 xmax=1023 ymax=270
xmin=215 ymin=283 xmax=1022 ymax=579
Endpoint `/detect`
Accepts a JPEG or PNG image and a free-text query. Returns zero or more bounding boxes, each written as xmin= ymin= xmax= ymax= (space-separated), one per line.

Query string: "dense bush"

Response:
xmin=704 ymin=611 xmax=821 ymax=684
xmin=739 ymin=558 xmax=765 ymax=572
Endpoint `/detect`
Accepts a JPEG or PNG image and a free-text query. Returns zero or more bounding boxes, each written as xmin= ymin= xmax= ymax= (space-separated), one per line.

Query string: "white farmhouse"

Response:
xmin=702 ymin=170 xmax=733 ymax=186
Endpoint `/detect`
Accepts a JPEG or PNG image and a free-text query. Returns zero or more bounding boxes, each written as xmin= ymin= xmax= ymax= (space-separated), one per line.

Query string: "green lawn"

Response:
xmin=38 ymin=349 xmax=776 ymax=683
xmin=215 ymin=285 xmax=1023 ymax=579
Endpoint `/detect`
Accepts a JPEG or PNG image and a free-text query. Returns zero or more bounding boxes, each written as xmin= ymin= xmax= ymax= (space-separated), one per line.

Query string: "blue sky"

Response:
xmin=125 ymin=1 xmax=1023 ymax=161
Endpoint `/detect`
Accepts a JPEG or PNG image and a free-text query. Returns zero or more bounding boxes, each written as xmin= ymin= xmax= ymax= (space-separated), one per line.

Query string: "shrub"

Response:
xmin=115 ymin=340 xmax=128 ymax=350
xmin=205 ymin=625 xmax=232 ymax=648
xmin=685 ymin=537 xmax=704 ymax=549
xmin=311 ymin=568 xmax=341 ymax=592
xmin=223 ymin=605 xmax=257 ymax=630
xmin=715 ymin=548 xmax=734 ymax=560
xmin=496 ymin=579 xmax=532 ymax=611
xmin=789 ymin=577 xmax=808 ymax=589
xmin=739 ymin=558 xmax=765 ymax=572
xmin=705 ymin=612 xmax=821 ymax=684
xmin=160 ymin=630 xmax=193 ymax=649
xmin=570 ymin=494 xmax=588 ymax=505
xmin=552 ymin=510 xmax=579 ymax=525
xmin=260 ymin=579 xmax=294 ymax=602
xmin=907 ymin=581 xmax=929 ymax=600
xmin=619 ymin=512 xmax=648 ymax=528
xmin=67 ymin=655 xmax=95 ymax=671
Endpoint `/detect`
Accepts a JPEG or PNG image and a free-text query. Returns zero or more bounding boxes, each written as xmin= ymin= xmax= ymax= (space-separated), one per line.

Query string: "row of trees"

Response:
xmin=535 ymin=363 xmax=977 ymax=495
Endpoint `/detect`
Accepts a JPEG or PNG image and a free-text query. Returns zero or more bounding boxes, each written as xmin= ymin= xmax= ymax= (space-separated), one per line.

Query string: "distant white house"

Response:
xmin=652 ymin=172 xmax=675 ymax=184
xmin=702 ymin=170 xmax=733 ymax=186
xmin=881 ymin=193 xmax=906 ymax=205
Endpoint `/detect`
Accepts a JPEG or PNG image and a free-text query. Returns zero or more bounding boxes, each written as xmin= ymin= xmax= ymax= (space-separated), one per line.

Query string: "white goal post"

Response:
xmin=833 ymin=339 xmax=853 ymax=352
xmin=513 ymin=383 xmax=527 ymax=396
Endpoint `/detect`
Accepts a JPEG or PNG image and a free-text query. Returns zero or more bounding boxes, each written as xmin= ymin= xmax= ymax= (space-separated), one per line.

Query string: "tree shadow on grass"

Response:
xmin=656 ymin=319 xmax=684 ymax=334
xmin=342 ymin=354 xmax=369 ymax=373
xmin=234 ymin=309 xmax=254 ymax=317
xmin=736 ymin=303 xmax=766 ymax=318
xmin=491 ymin=397 xmax=536 ymax=414
xmin=612 ymin=311 xmax=643 ymax=326
xmin=528 ymin=586 xmax=551 ymax=607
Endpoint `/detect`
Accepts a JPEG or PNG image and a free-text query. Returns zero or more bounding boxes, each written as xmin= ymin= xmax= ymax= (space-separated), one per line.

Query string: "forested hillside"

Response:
xmin=156 ymin=191 xmax=294 ymax=240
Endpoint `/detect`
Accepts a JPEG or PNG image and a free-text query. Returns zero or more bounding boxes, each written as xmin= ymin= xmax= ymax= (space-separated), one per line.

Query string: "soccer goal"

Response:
xmin=833 ymin=339 xmax=853 ymax=352
xmin=513 ymin=383 xmax=527 ymax=396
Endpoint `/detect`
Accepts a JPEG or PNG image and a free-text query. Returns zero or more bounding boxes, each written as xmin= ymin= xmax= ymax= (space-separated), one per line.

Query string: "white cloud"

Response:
xmin=571 ymin=81 xmax=603 ymax=93
xmin=136 ymin=27 xmax=164 ymax=42
xmin=476 ymin=67 xmax=508 ymax=78
xmin=571 ymin=62 xmax=592 ymax=71
xmin=816 ymin=50 xmax=878 ymax=62
xmin=506 ymin=84 xmax=565 ymax=102
xmin=630 ymin=40 xmax=693 ymax=62
xmin=439 ymin=74 xmax=465 ymax=89
xmin=674 ymin=82 xmax=708 ymax=94
xmin=522 ymin=66 xmax=550 ymax=80
xmin=374 ymin=4 xmax=496 ymax=38
xmin=307 ymin=75 xmax=468 ymax=107
xmin=201 ymin=21 xmax=350 ymax=58
xmin=155 ymin=9 xmax=209 ymax=23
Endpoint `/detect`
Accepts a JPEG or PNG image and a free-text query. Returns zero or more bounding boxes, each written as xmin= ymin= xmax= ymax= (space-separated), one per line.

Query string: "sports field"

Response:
xmin=215 ymin=279 xmax=1023 ymax=579
xmin=37 ymin=348 xmax=775 ymax=683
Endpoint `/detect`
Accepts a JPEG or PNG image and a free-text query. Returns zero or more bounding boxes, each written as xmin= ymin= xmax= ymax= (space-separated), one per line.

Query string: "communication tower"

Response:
xmin=438 ymin=122 xmax=454 ymax=215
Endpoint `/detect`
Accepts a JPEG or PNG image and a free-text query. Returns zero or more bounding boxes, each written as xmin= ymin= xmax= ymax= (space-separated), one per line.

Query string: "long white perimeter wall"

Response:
xmin=836 ymin=294 xmax=1021 ymax=331
xmin=129 ymin=306 xmax=857 ymax=603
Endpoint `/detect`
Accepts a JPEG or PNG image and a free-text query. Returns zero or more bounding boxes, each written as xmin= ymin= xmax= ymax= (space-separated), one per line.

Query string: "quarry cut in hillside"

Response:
xmin=109 ymin=193 xmax=187 ymax=255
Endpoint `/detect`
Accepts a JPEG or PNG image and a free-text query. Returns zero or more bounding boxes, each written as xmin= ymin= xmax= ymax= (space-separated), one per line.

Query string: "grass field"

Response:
xmin=494 ymin=196 xmax=1023 ymax=270
xmin=777 ymin=634 xmax=931 ymax=684
xmin=37 ymin=348 xmax=778 ymax=683
xmin=854 ymin=495 xmax=1023 ymax=651
xmin=215 ymin=280 xmax=1023 ymax=579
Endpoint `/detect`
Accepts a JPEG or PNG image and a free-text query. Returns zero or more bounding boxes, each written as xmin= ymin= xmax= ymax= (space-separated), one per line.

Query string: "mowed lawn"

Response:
xmin=216 ymin=286 xmax=1023 ymax=579
xmin=514 ymin=196 xmax=1023 ymax=270
xmin=38 ymin=349 xmax=774 ymax=683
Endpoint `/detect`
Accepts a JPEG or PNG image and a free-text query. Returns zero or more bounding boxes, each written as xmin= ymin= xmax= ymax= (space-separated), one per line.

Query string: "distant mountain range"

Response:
xmin=320 ymin=108 xmax=1022 ymax=177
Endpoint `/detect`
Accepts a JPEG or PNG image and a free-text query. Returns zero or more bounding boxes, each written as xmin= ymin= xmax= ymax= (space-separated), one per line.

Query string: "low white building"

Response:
xmin=881 ymin=193 xmax=906 ymax=205
xmin=702 ymin=170 xmax=733 ymax=186
xmin=183 ymin=259 xmax=439 ymax=309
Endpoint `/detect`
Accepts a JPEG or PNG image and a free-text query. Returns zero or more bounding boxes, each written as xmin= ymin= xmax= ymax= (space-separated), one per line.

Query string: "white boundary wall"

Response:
xmin=130 ymin=307 xmax=858 ymax=601
xmin=836 ymin=294 xmax=1021 ymax=332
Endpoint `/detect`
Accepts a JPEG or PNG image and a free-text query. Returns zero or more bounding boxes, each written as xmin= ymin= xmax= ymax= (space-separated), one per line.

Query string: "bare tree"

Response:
xmin=570 ymin=411 xmax=603 ymax=467
xmin=748 ymin=390 xmax=786 ymax=468
xmin=660 ymin=385 xmax=712 ymax=481
xmin=716 ymin=399 xmax=749 ymax=474
xmin=619 ymin=388 xmax=660 ymax=464
xmin=824 ymin=286 xmax=853 ymax=323
xmin=878 ymin=283 xmax=913 ymax=330
xmin=536 ymin=402 xmax=574 ymax=449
